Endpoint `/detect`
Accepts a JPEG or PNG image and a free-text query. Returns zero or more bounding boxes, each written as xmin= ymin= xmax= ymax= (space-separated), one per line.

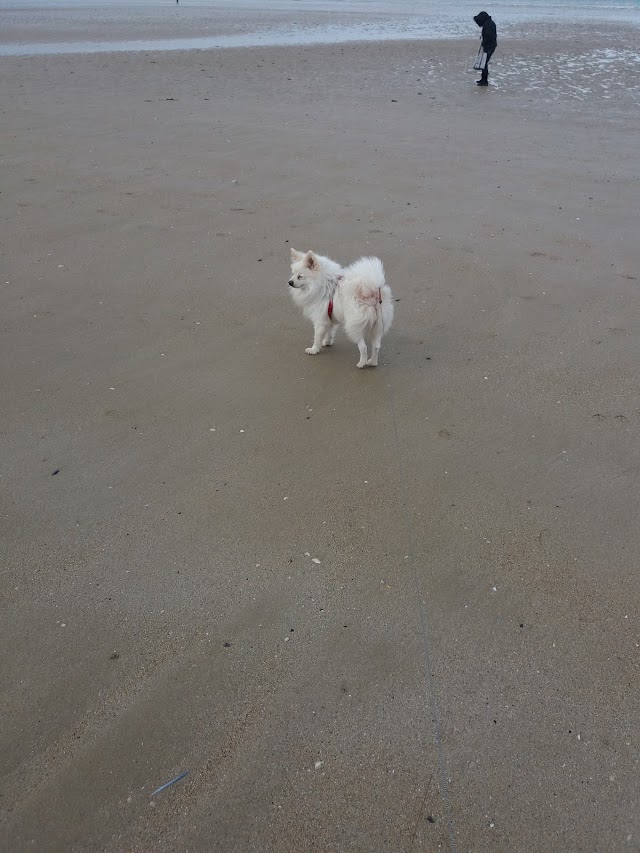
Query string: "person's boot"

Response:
xmin=476 ymin=73 xmax=489 ymax=86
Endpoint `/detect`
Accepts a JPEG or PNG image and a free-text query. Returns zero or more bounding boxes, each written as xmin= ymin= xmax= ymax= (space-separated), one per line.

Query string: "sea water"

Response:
xmin=0 ymin=0 xmax=638 ymax=56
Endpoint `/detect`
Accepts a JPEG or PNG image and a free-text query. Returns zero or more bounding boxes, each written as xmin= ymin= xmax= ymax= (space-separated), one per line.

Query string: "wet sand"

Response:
xmin=1 ymin=28 xmax=639 ymax=853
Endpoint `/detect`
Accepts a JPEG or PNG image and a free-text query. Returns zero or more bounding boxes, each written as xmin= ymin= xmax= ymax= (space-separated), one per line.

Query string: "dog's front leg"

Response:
xmin=322 ymin=325 xmax=337 ymax=347
xmin=305 ymin=322 xmax=327 ymax=355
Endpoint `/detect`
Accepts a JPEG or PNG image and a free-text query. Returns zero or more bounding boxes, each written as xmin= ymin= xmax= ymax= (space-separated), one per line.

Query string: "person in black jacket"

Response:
xmin=474 ymin=11 xmax=497 ymax=86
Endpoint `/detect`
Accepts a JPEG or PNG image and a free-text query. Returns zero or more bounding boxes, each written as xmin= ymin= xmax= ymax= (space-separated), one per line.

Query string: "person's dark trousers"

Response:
xmin=480 ymin=47 xmax=495 ymax=83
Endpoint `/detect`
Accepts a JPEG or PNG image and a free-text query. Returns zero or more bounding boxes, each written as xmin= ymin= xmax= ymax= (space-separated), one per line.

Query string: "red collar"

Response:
xmin=328 ymin=275 xmax=343 ymax=319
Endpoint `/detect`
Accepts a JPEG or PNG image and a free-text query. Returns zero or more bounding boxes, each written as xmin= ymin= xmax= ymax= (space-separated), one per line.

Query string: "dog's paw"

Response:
xmin=366 ymin=358 xmax=378 ymax=367
xmin=306 ymin=346 xmax=321 ymax=355
xmin=322 ymin=339 xmax=333 ymax=347
xmin=356 ymin=360 xmax=367 ymax=368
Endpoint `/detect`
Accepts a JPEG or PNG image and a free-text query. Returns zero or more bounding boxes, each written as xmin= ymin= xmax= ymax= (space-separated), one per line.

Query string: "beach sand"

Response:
xmin=1 ymin=26 xmax=639 ymax=852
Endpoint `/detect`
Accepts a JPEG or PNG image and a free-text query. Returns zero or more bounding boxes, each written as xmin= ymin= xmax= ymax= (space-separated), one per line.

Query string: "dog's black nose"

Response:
xmin=288 ymin=279 xmax=294 ymax=287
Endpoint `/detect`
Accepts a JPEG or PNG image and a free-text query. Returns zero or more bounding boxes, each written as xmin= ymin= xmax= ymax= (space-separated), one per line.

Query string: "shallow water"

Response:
xmin=0 ymin=22 xmax=473 ymax=56
xmin=1 ymin=0 xmax=638 ymax=9
xmin=0 ymin=0 xmax=638 ymax=57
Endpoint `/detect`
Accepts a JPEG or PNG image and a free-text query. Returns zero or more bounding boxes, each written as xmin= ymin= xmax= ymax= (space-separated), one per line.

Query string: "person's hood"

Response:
xmin=474 ymin=11 xmax=491 ymax=26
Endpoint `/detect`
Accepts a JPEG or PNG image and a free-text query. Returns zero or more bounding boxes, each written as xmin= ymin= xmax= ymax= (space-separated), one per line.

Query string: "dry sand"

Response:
xmin=1 ymin=27 xmax=639 ymax=853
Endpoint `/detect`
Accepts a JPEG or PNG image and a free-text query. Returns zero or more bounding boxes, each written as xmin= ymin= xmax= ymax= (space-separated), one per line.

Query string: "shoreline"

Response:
xmin=1 ymin=4 xmax=639 ymax=53
xmin=1 ymin=20 xmax=640 ymax=57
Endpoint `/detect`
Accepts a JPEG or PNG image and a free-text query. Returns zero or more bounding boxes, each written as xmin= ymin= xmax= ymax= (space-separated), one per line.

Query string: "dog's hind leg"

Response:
xmin=366 ymin=329 xmax=383 ymax=367
xmin=355 ymin=337 xmax=369 ymax=368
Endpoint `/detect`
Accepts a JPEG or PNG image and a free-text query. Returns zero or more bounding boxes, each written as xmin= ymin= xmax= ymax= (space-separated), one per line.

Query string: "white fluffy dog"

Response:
xmin=288 ymin=249 xmax=394 ymax=368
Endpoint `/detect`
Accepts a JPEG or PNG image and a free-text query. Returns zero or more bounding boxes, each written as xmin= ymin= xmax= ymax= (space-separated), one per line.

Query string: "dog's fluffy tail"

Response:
xmin=342 ymin=256 xmax=393 ymax=343
xmin=346 ymin=256 xmax=386 ymax=304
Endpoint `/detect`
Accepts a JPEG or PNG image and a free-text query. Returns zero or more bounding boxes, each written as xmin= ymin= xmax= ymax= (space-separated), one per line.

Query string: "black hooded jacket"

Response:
xmin=474 ymin=11 xmax=497 ymax=52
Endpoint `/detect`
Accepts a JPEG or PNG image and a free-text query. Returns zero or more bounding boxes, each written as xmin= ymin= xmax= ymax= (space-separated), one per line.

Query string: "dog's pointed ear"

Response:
xmin=304 ymin=251 xmax=318 ymax=270
xmin=290 ymin=248 xmax=304 ymax=261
